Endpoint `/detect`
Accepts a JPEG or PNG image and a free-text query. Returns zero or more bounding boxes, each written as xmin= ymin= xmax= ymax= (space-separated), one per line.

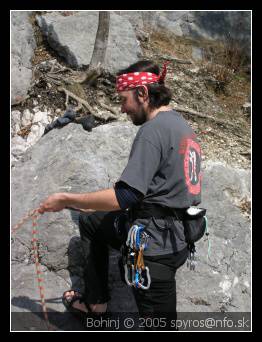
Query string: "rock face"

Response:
xmin=119 ymin=11 xmax=251 ymax=44
xmin=36 ymin=11 xmax=142 ymax=73
xmin=11 ymin=121 xmax=251 ymax=330
xmin=11 ymin=108 xmax=53 ymax=166
xmin=11 ymin=11 xmax=251 ymax=109
xmin=176 ymin=160 xmax=251 ymax=313
xmin=11 ymin=12 xmax=36 ymax=105
xmin=11 ymin=122 xmax=139 ymax=331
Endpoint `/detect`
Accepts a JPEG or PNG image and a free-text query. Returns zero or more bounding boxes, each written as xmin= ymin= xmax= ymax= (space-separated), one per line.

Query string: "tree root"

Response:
xmin=57 ymin=86 xmax=117 ymax=121
xmin=95 ymin=98 xmax=118 ymax=116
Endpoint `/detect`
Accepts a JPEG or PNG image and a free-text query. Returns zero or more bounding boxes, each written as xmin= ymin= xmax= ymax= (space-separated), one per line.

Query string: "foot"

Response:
xmin=63 ymin=290 xmax=88 ymax=313
xmin=63 ymin=290 xmax=107 ymax=314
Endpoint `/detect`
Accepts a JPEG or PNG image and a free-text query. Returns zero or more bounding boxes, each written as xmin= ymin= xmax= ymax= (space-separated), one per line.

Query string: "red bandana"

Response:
xmin=116 ymin=61 xmax=170 ymax=92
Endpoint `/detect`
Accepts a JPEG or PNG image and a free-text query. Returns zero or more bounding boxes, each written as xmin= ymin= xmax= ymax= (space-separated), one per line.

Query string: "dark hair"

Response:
xmin=117 ymin=60 xmax=172 ymax=109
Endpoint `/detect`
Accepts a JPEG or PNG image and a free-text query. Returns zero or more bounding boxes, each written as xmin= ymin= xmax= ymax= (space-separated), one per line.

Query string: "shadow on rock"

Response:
xmin=11 ymin=296 xmax=86 ymax=331
xmin=67 ymin=209 xmax=86 ymax=293
xmin=67 ymin=235 xmax=86 ymax=293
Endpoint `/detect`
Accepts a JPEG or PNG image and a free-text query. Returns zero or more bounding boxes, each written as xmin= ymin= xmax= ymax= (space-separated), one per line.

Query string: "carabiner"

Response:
xmin=137 ymin=267 xmax=151 ymax=290
xmin=135 ymin=225 xmax=144 ymax=249
xmin=124 ymin=264 xmax=135 ymax=286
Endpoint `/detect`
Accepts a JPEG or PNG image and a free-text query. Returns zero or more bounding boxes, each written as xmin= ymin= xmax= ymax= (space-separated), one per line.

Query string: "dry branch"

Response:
xmin=173 ymin=104 xmax=240 ymax=129
xmin=160 ymin=54 xmax=193 ymax=64
xmin=96 ymin=99 xmax=118 ymax=116
xmin=173 ymin=103 xmax=250 ymax=146
xmin=57 ymin=86 xmax=117 ymax=121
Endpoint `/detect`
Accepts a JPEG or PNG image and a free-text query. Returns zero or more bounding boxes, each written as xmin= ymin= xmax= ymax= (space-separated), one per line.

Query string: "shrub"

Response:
xmin=202 ymin=33 xmax=250 ymax=94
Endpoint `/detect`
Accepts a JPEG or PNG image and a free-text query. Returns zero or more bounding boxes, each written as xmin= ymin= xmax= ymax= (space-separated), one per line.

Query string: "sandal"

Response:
xmin=62 ymin=289 xmax=90 ymax=319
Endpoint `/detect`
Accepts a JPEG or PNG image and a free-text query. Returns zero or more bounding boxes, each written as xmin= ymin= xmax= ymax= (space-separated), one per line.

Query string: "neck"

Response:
xmin=146 ymin=105 xmax=172 ymax=121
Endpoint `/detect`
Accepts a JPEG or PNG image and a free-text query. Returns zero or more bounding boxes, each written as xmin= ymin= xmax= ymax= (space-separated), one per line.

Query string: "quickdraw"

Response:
xmin=11 ymin=208 xmax=52 ymax=331
xmin=187 ymin=244 xmax=197 ymax=271
xmin=123 ymin=224 xmax=151 ymax=290
xmin=186 ymin=214 xmax=210 ymax=271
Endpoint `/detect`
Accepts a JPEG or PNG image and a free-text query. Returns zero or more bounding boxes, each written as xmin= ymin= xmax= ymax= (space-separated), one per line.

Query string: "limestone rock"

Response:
xmin=11 ymin=110 xmax=22 ymax=137
xmin=21 ymin=109 xmax=33 ymax=127
xmin=11 ymin=12 xmax=36 ymax=105
xmin=36 ymin=11 xmax=142 ymax=73
xmin=11 ymin=122 xmax=251 ymax=330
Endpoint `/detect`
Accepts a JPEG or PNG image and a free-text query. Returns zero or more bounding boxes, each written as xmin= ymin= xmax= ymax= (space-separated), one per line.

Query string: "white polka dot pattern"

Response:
xmin=116 ymin=72 xmax=159 ymax=92
xmin=116 ymin=62 xmax=171 ymax=92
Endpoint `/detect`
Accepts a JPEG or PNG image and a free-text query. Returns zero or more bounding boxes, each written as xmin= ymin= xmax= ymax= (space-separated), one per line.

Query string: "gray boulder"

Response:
xmin=185 ymin=11 xmax=251 ymax=42
xmin=11 ymin=122 xmax=139 ymax=331
xmin=11 ymin=122 xmax=251 ymax=330
xmin=11 ymin=11 xmax=36 ymax=105
xmin=119 ymin=11 xmax=251 ymax=54
xmin=36 ymin=11 xmax=142 ymax=73
xmin=176 ymin=161 xmax=251 ymax=313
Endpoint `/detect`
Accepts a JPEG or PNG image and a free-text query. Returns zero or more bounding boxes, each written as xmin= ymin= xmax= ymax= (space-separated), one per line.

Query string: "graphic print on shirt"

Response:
xmin=179 ymin=136 xmax=201 ymax=195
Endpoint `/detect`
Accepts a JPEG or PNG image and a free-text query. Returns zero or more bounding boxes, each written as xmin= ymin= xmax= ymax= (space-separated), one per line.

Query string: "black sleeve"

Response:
xmin=114 ymin=181 xmax=144 ymax=210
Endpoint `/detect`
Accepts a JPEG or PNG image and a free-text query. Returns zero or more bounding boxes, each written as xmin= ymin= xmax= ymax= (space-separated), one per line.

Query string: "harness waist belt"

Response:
xmin=131 ymin=203 xmax=186 ymax=221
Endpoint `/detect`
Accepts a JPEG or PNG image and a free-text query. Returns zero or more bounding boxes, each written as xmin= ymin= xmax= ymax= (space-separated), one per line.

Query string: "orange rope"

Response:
xmin=12 ymin=208 xmax=52 ymax=331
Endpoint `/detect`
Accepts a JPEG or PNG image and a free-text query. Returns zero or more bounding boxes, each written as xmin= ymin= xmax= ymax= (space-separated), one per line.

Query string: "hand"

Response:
xmin=38 ymin=193 xmax=67 ymax=214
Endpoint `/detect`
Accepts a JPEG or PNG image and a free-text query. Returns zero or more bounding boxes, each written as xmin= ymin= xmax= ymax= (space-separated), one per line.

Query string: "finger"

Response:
xmin=38 ymin=207 xmax=45 ymax=214
xmin=38 ymin=203 xmax=47 ymax=214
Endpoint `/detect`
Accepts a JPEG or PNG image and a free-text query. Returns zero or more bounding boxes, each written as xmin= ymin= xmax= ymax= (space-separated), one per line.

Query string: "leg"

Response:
xmin=133 ymin=246 xmax=188 ymax=330
xmin=78 ymin=210 xmax=124 ymax=310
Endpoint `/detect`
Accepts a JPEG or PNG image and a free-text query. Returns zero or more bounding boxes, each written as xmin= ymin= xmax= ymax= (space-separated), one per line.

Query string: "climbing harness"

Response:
xmin=123 ymin=224 xmax=151 ymax=290
xmin=11 ymin=208 xmax=52 ymax=331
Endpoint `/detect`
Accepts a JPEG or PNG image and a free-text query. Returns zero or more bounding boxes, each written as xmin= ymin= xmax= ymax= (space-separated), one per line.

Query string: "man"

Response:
xmin=38 ymin=60 xmax=202 ymax=328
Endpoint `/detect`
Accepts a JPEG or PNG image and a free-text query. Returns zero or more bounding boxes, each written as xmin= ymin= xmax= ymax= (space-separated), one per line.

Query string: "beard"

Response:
xmin=128 ymin=108 xmax=147 ymax=126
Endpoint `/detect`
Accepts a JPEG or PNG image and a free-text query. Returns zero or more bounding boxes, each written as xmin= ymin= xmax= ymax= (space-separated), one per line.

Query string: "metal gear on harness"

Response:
xmin=187 ymin=243 xmax=197 ymax=271
xmin=185 ymin=209 xmax=210 ymax=271
xmin=123 ymin=224 xmax=151 ymax=290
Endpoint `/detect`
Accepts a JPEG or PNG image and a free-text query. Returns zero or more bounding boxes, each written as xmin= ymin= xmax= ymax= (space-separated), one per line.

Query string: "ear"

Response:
xmin=137 ymin=85 xmax=149 ymax=102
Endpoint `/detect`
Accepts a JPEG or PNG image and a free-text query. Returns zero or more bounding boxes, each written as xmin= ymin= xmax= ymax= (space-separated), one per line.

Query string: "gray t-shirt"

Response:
xmin=117 ymin=110 xmax=202 ymax=255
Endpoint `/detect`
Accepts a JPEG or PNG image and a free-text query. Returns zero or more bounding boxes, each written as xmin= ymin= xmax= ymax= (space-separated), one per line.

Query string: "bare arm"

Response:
xmin=65 ymin=207 xmax=95 ymax=213
xmin=63 ymin=188 xmax=121 ymax=211
xmin=38 ymin=188 xmax=121 ymax=214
